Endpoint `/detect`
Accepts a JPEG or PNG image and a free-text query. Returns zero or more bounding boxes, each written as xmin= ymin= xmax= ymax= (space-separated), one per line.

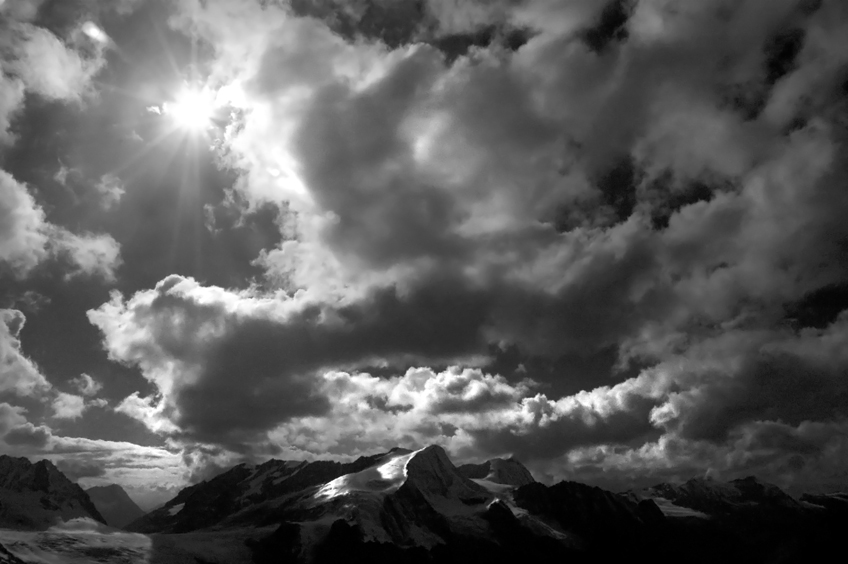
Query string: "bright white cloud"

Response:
xmin=0 ymin=170 xmax=51 ymax=275
xmin=52 ymin=228 xmax=122 ymax=282
xmin=52 ymin=392 xmax=86 ymax=420
xmin=3 ymin=22 xmax=106 ymax=101
xmin=0 ymin=170 xmax=122 ymax=279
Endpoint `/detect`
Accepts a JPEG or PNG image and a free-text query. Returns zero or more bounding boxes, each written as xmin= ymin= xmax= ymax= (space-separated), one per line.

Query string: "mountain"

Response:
xmin=127 ymin=445 xmax=663 ymax=562
xmin=85 ymin=484 xmax=146 ymax=528
xmin=457 ymin=456 xmax=536 ymax=487
xmin=629 ymin=477 xmax=848 ymax=563
xmin=800 ymin=491 xmax=848 ymax=515
xmin=247 ymin=445 xmax=586 ymax=563
xmin=125 ymin=450 xmax=391 ymax=534
xmin=0 ymin=455 xmax=105 ymax=530
xmin=631 ymin=475 xmax=803 ymax=518
xmin=116 ymin=446 xmax=848 ymax=563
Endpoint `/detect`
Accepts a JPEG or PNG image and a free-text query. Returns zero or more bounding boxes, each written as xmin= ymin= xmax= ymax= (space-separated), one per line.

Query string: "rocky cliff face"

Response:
xmin=0 ymin=455 xmax=105 ymax=530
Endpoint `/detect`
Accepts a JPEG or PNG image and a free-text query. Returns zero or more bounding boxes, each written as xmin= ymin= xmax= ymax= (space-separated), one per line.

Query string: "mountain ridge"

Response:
xmin=0 ymin=455 xmax=105 ymax=530
xmin=1 ymin=448 xmax=845 ymax=563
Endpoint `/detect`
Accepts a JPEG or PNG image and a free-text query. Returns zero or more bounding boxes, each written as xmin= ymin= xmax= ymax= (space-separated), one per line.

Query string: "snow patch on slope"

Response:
xmin=651 ymin=497 xmax=709 ymax=519
xmin=315 ymin=449 xmax=417 ymax=500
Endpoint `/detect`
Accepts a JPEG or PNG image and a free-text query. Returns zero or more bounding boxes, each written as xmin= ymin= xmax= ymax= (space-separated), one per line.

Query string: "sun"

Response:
xmin=164 ymin=87 xmax=216 ymax=132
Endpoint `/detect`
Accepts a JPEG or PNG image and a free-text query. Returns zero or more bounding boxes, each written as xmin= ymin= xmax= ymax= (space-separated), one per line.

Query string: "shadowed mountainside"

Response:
xmin=0 ymin=455 xmax=104 ymax=530
xmin=85 ymin=484 xmax=146 ymax=528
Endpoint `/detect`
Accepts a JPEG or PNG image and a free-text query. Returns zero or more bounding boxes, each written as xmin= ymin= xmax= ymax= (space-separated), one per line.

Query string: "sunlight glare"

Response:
xmin=165 ymin=88 xmax=216 ymax=132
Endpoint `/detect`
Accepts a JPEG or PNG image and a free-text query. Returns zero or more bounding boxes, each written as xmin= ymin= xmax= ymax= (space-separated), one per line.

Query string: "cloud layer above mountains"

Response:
xmin=82 ymin=0 xmax=848 ymax=492
xmin=0 ymin=0 xmax=847 ymax=497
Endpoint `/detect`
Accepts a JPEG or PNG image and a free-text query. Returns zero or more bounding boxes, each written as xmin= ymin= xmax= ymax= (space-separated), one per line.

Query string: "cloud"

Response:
xmin=1 ymin=21 xmax=106 ymax=101
xmin=71 ymin=373 xmax=103 ymax=397
xmin=0 ymin=74 xmax=25 ymax=144
xmin=0 ymin=170 xmax=51 ymax=275
xmin=0 ymin=137 xmax=121 ymax=284
xmin=0 ymin=9 xmax=120 ymax=281
xmin=77 ymin=0 xmax=848 ymax=491
xmin=51 ymin=381 xmax=107 ymax=420
xmin=4 ymin=423 xmax=51 ymax=448
xmin=0 ymin=399 xmax=186 ymax=502
xmin=0 ymin=309 xmax=51 ymax=397
xmin=55 ymin=458 xmax=106 ymax=481
xmin=52 ymin=392 xmax=86 ymax=420
xmin=1 ymin=404 xmax=51 ymax=449
xmin=0 ymin=401 xmax=27 ymax=435
xmin=93 ymin=174 xmax=125 ymax=210
xmin=52 ymin=228 xmax=122 ymax=282
xmin=88 ymin=274 xmax=498 ymax=450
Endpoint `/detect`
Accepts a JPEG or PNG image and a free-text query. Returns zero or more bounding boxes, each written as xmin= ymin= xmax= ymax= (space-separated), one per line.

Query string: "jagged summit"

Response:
xmin=0 ymin=455 xmax=105 ymax=529
xmin=403 ymin=445 xmax=490 ymax=502
xmin=457 ymin=456 xmax=536 ymax=487
xmin=315 ymin=445 xmax=489 ymax=504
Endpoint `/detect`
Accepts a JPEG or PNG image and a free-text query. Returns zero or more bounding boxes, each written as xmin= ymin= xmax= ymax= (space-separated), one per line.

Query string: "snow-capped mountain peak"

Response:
xmin=315 ymin=448 xmax=417 ymax=500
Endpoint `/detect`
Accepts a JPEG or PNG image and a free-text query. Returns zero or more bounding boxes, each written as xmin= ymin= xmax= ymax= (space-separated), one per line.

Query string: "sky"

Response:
xmin=1 ymin=0 xmax=847 ymax=510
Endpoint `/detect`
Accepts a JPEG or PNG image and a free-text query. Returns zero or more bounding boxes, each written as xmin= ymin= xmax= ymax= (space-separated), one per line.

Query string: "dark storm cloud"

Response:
xmin=656 ymin=317 xmax=848 ymax=443
xmin=4 ymin=423 xmax=51 ymax=448
xmin=78 ymin=0 xmax=848 ymax=491
xmin=88 ymin=273 xmax=497 ymax=448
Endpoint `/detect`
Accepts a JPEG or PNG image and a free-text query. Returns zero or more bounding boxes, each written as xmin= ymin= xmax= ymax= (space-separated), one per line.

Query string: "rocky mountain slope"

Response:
xmin=0 ymin=455 xmax=105 ymax=530
xmin=85 ymin=484 xmax=145 ymax=528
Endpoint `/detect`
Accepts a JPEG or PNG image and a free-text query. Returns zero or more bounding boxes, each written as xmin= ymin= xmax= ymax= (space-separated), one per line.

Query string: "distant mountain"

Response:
xmin=0 ymin=455 xmax=105 ymax=530
xmin=628 ymin=477 xmax=848 ymax=563
xmin=631 ymin=475 xmax=803 ymax=518
xmin=457 ymin=456 xmax=536 ymax=487
xmin=85 ymin=484 xmax=145 ymax=528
